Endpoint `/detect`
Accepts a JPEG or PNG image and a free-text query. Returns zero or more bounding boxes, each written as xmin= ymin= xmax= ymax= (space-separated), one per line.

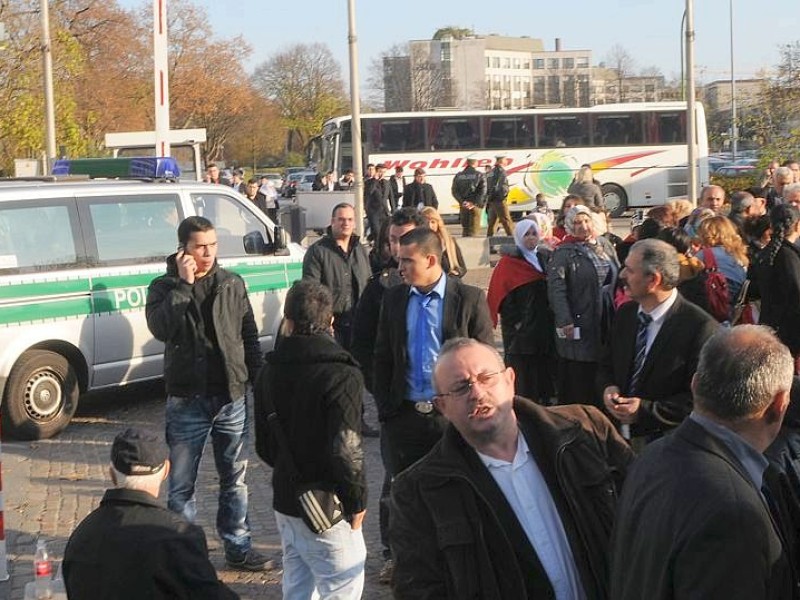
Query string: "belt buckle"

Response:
xmin=414 ymin=401 xmax=434 ymax=415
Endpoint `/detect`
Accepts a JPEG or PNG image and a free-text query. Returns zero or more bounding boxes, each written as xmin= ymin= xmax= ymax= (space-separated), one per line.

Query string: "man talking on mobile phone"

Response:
xmin=146 ymin=216 xmax=269 ymax=571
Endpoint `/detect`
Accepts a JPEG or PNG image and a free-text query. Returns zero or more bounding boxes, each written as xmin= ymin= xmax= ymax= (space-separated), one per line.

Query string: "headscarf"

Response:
xmin=564 ymin=204 xmax=595 ymax=236
xmin=513 ymin=219 xmax=543 ymax=272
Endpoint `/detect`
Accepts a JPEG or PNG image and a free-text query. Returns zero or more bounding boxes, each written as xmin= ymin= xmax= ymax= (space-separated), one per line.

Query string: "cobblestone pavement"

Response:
xmin=0 ymin=268 xmax=494 ymax=600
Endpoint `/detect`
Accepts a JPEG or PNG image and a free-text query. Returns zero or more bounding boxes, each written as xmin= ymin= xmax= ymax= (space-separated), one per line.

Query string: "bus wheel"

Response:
xmin=602 ymin=183 xmax=628 ymax=218
xmin=3 ymin=350 xmax=79 ymax=440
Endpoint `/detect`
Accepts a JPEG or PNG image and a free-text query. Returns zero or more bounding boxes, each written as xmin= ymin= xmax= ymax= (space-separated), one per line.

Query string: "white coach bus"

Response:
xmin=308 ymin=102 xmax=710 ymax=217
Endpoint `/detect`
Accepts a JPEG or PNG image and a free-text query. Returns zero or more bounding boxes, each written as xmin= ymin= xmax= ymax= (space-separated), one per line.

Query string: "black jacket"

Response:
xmin=373 ymin=276 xmax=494 ymax=420
xmin=366 ymin=178 xmax=393 ymax=218
xmin=350 ymin=265 xmax=403 ymax=394
xmin=391 ymin=399 xmax=634 ymax=600
xmin=302 ymin=233 xmax=371 ymax=319
xmin=403 ymin=181 xmax=438 ymax=209
xmin=452 ymin=166 xmax=487 ymax=207
xmin=146 ymin=256 xmax=262 ymax=400
xmin=486 ymin=165 xmax=510 ymax=203
xmin=611 ymin=417 xmax=795 ymax=600
xmin=254 ymin=333 xmax=367 ymax=517
xmin=63 ymin=488 xmax=237 ymax=600
xmin=597 ymin=294 xmax=719 ymax=437
xmin=754 ymin=241 xmax=800 ymax=355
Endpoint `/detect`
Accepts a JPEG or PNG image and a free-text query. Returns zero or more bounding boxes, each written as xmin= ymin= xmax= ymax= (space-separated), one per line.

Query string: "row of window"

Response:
xmin=0 ymin=193 xmax=267 ymax=273
xmin=340 ymin=111 xmax=687 ymax=153
xmin=486 ymin=56 xmax=590 ymax=71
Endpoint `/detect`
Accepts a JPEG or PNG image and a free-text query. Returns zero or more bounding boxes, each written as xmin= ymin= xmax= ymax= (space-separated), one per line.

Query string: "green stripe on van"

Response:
xmin=0 ymin=297 xmax=92 ymax=325
xmin=0 ymin=261 xmax=302 ymax=324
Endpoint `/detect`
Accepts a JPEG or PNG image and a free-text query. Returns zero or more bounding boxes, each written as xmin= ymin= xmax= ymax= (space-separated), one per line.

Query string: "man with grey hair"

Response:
xmin=598 ymin=238 xmax=718 ymax=442
xmin=63 ymin=428 xmax=237 ymax=599
xmin=783 ymin=182 xmax=800 ymax=211
xmin=699 ymin=184 xmax=726 ymax=214
xmin=768 ymin=166 xmax=795 ymax=209
xmin=390 ymin=338 xmax=633 ymax=599
xmin=610 ymin=325 xmax=795 ymax=599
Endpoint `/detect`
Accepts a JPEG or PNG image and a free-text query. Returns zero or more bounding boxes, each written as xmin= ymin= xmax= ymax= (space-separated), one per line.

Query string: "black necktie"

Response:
xmin=628 ymin=312 xmax=653 ymax=395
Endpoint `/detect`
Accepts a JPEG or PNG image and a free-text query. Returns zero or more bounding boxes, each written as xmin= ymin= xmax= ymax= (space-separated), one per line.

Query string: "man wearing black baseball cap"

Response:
xmin=63 ymin=428 xmax=238 ymax=599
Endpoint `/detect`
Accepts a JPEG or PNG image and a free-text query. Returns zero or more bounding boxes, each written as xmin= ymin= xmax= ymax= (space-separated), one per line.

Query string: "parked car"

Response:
xmin=282 ymin=171 xmax=315 ymax=198
xmin=0 ymin=157 xmax=304 ymax=440
xmin=296 ymin=173 xmax=318 ymax=193
xmin=715 ymin=165 xmax=757 ymax=177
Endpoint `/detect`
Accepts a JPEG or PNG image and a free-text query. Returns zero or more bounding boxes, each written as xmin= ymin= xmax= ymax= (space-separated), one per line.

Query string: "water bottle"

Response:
xmin=33 ymin=539 xmax=52 ymax=599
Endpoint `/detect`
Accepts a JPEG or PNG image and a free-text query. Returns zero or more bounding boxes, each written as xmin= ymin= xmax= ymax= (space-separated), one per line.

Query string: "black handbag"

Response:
xmin=265 ymin=411 xmax=345 ymax=534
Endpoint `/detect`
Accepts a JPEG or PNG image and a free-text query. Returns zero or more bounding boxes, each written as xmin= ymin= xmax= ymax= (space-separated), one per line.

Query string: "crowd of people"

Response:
xmin=57 ymin=159 xmax=800 ymax=599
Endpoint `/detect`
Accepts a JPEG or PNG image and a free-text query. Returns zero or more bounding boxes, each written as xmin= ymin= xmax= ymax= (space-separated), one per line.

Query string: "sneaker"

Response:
xmin=361 ymin=419 xmax=380 ymax=438
xmin=225 ymin=548 xmax=272 ymax=572
xmin=378 ymin=558 xmax=394 ymax=585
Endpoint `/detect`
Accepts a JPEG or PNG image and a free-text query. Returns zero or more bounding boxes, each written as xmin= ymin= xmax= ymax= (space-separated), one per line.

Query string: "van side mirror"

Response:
xmin=273 ymin=225 xmax=289 ymax=256
xmin=243 ymin=231 xmax=268 ymax=255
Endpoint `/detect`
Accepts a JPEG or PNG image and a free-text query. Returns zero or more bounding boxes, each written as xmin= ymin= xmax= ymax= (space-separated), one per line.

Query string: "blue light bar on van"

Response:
xmin=51 ymin=157 xmax=181 ymax=179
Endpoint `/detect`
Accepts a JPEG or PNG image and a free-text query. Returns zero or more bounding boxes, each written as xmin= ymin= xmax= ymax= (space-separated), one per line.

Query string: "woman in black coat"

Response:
xmin=754 ymin=204 xmax=800 ymax=367
xmin=487 ymin=218 xmax=556 ymax=403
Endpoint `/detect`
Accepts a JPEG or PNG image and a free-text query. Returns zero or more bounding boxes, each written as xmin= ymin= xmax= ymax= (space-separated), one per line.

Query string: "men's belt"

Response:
xmin=412 ymin=401 xmax=435 ymax=415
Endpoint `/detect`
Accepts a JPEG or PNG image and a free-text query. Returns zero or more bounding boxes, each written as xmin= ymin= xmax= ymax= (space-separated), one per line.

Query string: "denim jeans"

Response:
xmin=275 ymin=511 xmax=366 ymax=600
xmin=165 ymin=393 xmax=251 ymax=556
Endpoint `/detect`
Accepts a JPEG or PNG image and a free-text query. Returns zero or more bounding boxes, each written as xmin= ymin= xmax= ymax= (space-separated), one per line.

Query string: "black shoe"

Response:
xmin=361 ymin=419 xmax=380 ymax=438
xmin=225 ymin=548 xmax=272 ymax=572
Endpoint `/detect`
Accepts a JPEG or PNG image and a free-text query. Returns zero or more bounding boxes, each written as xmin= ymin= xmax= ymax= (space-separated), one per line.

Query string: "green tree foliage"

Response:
xmin=432 ymin=27 xmax=473 ymax=40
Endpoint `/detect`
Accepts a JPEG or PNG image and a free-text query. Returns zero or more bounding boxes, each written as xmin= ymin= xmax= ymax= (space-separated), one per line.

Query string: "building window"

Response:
xmin=492 ymin=57 xmax=500 ymax=68
xmin=486 ymin=56 xmax=491 ymax=68
xmin=513 ymin=58 xmax=521 ymax=69
xmin=548 ymin=58 xmax=559 ymax=69
xmin=563 ymin=58 xmax=575 ymax=69
xmin=533 ymin=58 xmax=544 ymax=69
xmin=523 ymin=60 xmax=530 ymax=69
xmin=502 ymin=58 xmax=511 ymax=69
xmin=577 ymin=57 xmax=589 ymax=68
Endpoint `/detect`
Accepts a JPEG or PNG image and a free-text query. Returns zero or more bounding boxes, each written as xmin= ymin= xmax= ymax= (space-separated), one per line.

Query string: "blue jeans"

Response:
xmin=165 ymin=393 xmax=251 ymax=556
xmin=275 ymin=511 xmax=366 ymax=600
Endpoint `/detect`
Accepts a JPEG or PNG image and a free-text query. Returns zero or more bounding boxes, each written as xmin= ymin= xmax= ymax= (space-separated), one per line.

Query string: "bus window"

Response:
xmin=591 ymin=114 xmax=644 ymax=146
xmin=539 ymin=115 xmax=588 ymax=147
xmin=483 ymin=116 xmax=534 ymax=149
xmin=644 ymin=112 xmax=687 ymax=144
xmin=428 ymin=118 xmax=479 ymax=150
xmin=369 ymin=119 xmax=425 ymax=152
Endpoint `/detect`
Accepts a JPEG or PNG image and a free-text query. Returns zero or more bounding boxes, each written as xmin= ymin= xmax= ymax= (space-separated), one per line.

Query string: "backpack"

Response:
xmin=680 ymin=248 xmax=730 ymax=322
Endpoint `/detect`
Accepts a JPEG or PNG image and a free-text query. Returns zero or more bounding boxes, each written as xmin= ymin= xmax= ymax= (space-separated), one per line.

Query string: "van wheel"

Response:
xmin=602 ymin=183 xmax=628 ymax=218
xmin=3 ymin=350 xmax=79 ymax=440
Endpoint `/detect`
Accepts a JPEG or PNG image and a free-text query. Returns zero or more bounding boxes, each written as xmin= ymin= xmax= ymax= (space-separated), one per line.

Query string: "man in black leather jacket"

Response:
xmin=146 ymin=216 xmax=267 ymax=572
xmin=390 ymin=338 xmax=633 ymax=599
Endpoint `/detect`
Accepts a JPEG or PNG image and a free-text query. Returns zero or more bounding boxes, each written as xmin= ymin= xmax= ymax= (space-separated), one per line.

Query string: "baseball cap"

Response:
xmin=111 ymin=428 xmax=168 ymax=475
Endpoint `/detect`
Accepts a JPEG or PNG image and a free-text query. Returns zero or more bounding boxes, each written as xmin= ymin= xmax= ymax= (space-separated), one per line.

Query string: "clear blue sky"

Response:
xmin=122 ymin=0 xmax=797 ymax=84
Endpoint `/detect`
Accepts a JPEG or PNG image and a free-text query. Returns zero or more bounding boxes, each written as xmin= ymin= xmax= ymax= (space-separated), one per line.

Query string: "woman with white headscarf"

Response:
xmin=547 ymin=205 xmax=620 ymax=406
xmin=487 ymin=219 xmax=556 ymax=402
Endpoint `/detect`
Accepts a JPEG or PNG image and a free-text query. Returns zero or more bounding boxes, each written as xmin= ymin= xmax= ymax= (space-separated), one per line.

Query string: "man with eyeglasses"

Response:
xmin=390 ymin=338 xmax=634 ymax=599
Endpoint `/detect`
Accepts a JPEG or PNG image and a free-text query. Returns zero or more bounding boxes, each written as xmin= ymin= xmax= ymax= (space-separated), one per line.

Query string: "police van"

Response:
xmin=0 ymin=158 xmax=303 ymax=439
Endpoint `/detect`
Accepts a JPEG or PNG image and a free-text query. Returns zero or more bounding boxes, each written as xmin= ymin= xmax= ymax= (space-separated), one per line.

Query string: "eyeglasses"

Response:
xmin=435 ymin=370 xmax=504 ymax=400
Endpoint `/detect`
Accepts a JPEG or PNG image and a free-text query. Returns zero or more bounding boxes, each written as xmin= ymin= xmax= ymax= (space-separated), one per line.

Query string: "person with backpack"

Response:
xmin=696 ymin=216 xmax=748 ymax=322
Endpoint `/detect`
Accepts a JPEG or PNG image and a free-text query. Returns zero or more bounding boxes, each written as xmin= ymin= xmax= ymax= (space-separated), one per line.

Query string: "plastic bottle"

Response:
xmin=33 ymin=539 xmax=52 ymax=599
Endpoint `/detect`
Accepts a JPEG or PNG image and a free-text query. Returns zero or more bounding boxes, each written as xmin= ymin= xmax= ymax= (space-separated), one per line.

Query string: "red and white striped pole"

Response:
xmin=0 ymin=418 xmax=9 ymax=581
